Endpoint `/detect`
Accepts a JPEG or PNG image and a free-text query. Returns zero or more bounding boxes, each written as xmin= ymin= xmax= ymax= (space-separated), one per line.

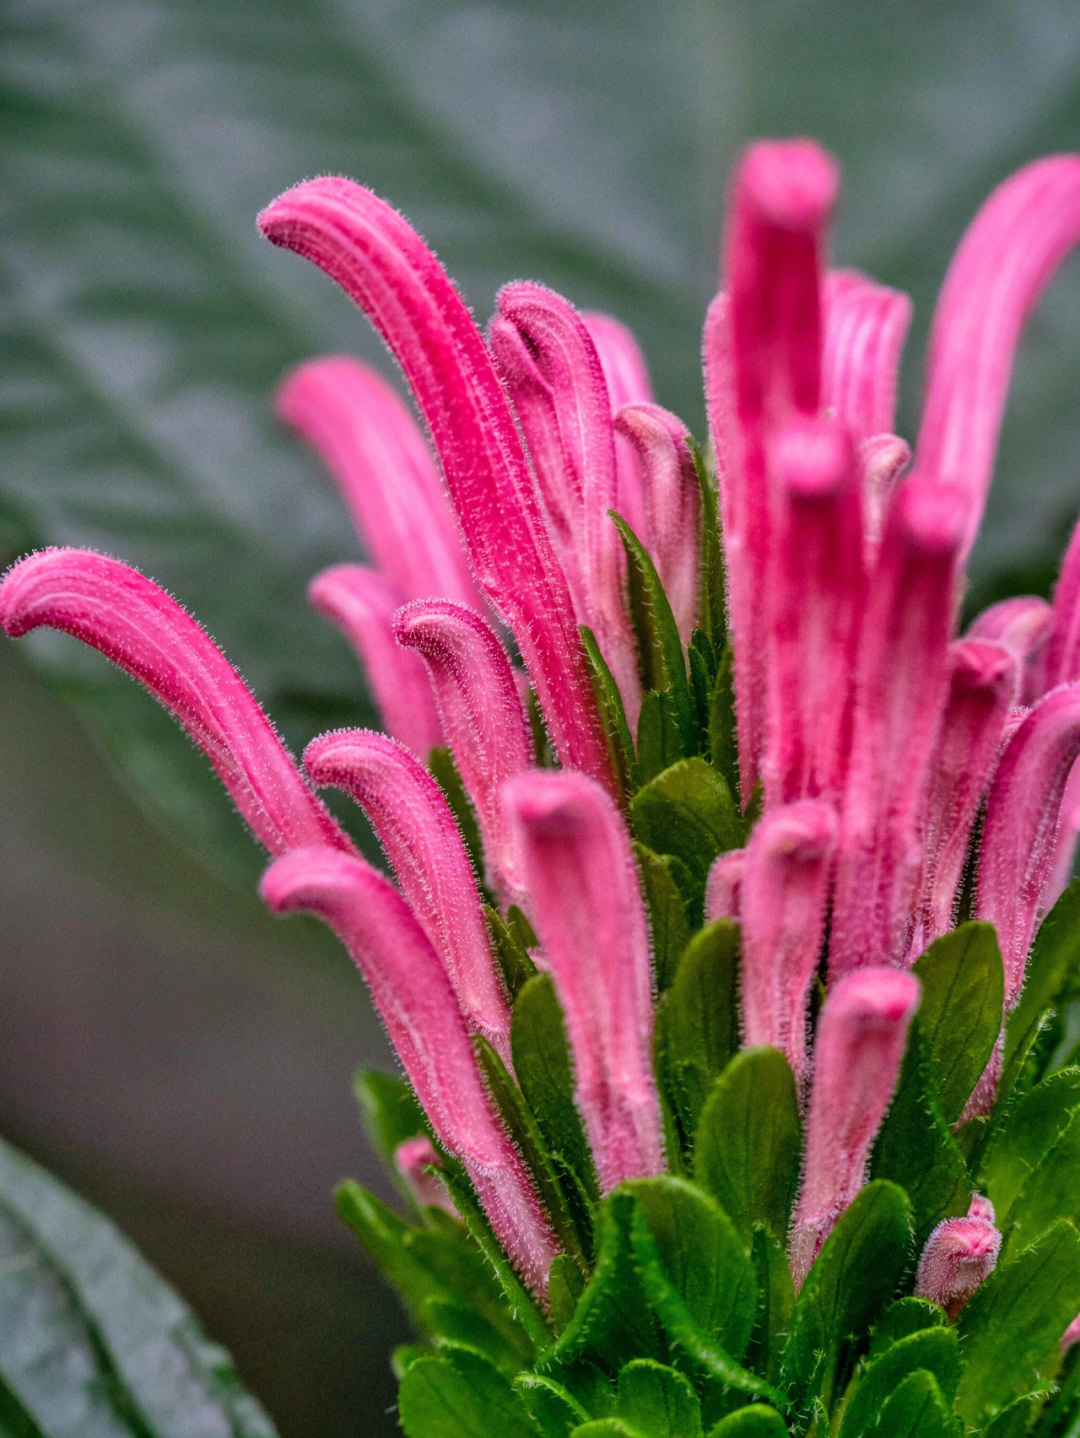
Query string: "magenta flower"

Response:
xmin=4 ymin=136 xmax=1080 ymax=1351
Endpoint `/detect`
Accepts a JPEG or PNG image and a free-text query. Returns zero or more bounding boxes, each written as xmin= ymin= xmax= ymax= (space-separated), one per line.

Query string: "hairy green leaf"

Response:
xmin=657 ymin=921 xmax=741 ymax=1143
xmin=911 ymin=922 xmax=1005 ymax=1124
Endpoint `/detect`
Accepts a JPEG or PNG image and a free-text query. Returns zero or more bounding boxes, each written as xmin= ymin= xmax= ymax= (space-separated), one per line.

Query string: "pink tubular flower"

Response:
xmin=276 ymin=356 xmax=480 ymax=611
xmin=504 ymin=769 xmax=664 ymax=1194
xmin=394 ymin=598 xmax=532 ymax=902
xmin=303 ymin=728 xmax=511 ymax=1059
xmin=823 ymin=269 xmax=912 ymax=443
xmin=790 ymin=968 xmax=920 ymax=1288
xmin=1063 ymin=1312 xmax=1080 ymax=1357
xmin=262 ymin=847 xmax=557 ymax=1297
xmin=0 ymin=548 xmax=351 ymax=858
xmin=308 ymin=564 xmax=442 ymax=757
xmin=739 ymin=799 xmax=838 ymax=1083
xmin=915 ymin=1195 xmax=1002 ymax=1320
xmin=257 ymin=179 xmax=614 ymax=794
xmin=705 ymin=849 xmax=746 ymax=923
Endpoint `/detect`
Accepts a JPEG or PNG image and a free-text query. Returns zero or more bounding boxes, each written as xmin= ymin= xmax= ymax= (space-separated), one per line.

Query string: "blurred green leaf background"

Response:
xmin=1 ymin=1 xmax=1079 ymax=1432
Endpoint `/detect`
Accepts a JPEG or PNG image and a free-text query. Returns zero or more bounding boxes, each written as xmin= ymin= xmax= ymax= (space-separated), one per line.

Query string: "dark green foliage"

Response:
xmin=657 ymin=923 xmax=741 ymax=1144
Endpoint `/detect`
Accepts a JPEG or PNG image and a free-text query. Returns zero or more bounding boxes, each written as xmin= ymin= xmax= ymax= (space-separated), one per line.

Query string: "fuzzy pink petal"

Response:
xmin=261 ymin=847 xmax=558 ymax=1295
xmin=307 ymin=564 xmax=442 ymax=757
xmin=822 ymin=269 xmax=912 ymax=441
xmin=977 ymin=683 xmax=1080 ymax=1009
xmin=706 ymin=139 xmax=840 ymax=795
xmin=0 ymin=548 xmax=350 ymax=857
xmin=304 ymin=728 xmax=510 ymax=1057
xmin=614 ymin=402 xmax=702 ymax=644
xmin=705 ymin=849 xmax=746 ymax=922
xmin=764 ymin=415 xmax=864 ymax=808
xmin=394 ymin=598 xmax=532 ymax=901
xmin=276 ymin=356 xmax=479 ymax=608
xmin=1063 ymin=1313 xmax=1080 ymax=1357
xmin=582 ymin=310 xmax=652 ymax=538
xmin=829 ymin=482 xmax=967 ymax=977
xmin=968 ymin=594 xmax=1055 ymax=705
xmin=908 ymin=640 xmax=1018 ymax=959
xmin=915 ymin=1213 xmax=1001 ymax=1320
xmin=492 ymin=282 xmax=639 ymax=714
xmin=505 ymin=770 xmax=664 ymax=1193
xmin=790 ymin=967 xmax=920 ymax=1287
xmin=258 ymin=179 xmax=613 ymax=792
xmin=740 ymin=800 xmax=838 ymax=1083
xmin=916 ymin=155 xmax=1080 ymax=553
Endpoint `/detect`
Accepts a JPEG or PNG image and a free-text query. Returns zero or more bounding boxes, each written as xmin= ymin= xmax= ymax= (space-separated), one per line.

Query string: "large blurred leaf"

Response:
xmin=0 ymin=1135 xmax=276 ymax=1435
xmin=2 ymin=0 xmax=1080 ymax=872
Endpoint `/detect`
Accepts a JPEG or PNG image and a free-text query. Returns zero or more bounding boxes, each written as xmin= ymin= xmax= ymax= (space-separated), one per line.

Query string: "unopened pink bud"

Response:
xmin=395 ymin=1136 xmax=456 ymax=1216
xmin=740 ymin=800 xmax=838 ymax=1082
xmin=582 ymin=310 xmax=653 ymax=541
xmin=1062 ymin=1312 xmax=1080 ymax=1357
xmin=967 ymin=1192 xmax=995 ymax=1225
xmin=968 ymin=595 xmax=1054 ymax=705
xmin=859 ymin=433 xmax=911 ymax=553
xmin=915 ymin=1212 xmax=1001 ymax=1320
xmin=790 ymin=968 xmax=920 ymax=1287
xmin=308 ymin=565 xmax=442 ymax=758
xmin=505 ymin=770 xmax=664 ymax=1193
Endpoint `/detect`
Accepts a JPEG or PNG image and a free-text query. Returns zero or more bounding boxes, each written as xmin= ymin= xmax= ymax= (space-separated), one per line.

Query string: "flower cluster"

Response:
xmin=4 ymin=140 xmax=1080 ymax=1436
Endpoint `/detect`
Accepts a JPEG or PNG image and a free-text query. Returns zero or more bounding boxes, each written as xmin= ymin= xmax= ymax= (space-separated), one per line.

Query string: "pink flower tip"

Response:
xmin=1063 ymin=1312 xmax=1080 ymax=1357
xmin=770 ymin=413 xmax=857 ymax=500
xmin=739 ymin=138 xmax=841 ymax=230
xmin=915 ymin=1206 xmax=1001 ymax=1320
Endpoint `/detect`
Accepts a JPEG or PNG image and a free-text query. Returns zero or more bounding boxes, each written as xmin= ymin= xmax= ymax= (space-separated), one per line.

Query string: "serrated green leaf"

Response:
xmin=487 ymin=904 xmax=540 ymax=999
xmin=911 ymin=921 xmax=1005 ymax=1124
xmin=873 ymin=1370 xmax=962 ymax=1438
xmin=511 ymin=974 xmax=599 ymax=1214
xmin=1001 ymin=1108 xmax=1080 ymax=1254
xmin=1005 ymin=879 xmax=1080 ymax=1091
xmin=474 ymin=1036 xmax=589 ymax=1268
xmin=548 ymin=1191 xmax=662 ymax=1373
xmin=612 ymin=513 xmax=693 ymax=736
xmin=0 ymin=1136 xmax=276 ymax=1438
xmin=353 ymin=1067 xmax=430 ymax=1166
xmin=694 ymin=1047 xmax=801 ymax=1246
xmin=633 ymin=843 xmax=691 ymax=992
xmin=781 ymin=1181 xmax=913 ymax=1416
xmin=982 ymin=1393 xmax=1044 ymax=1438
xmin=657 ymin=922 xmax=741 ymax=1144
xmin=867 ymin=1299 xmax=948 ymax=1360
xmin=631 ymin=757 xmax=743 ymax=920
xmin=637 ymin=690 xmax=690 ymax=784
xmin=838 ymin=1327 xmax=960 ymax=1438
xmin=705 ymin=1408 xmax=789 ymax=1438
xmin=956 ymin=1220 xmax=1080 ymax=1427
xmin=335 ymin=1182 xmax=533 ymax=1365
xmin=616 ymin=1359 xmax=703 ymax=1438
xmin=626 ymin=1178 xmax=776 ymax=1404
xmin=582 ymin=624 xmax=641 ymax=797
xmin=429 ymin=745 xmax=488 ymax=884
xmin=871 ymin=1026 xmax=972 ymax=1246
xmin=689 ymin=445 xmax=727 ymax=651
xmin=745 ymin=1230 xmax=796 ymax=1388
xmin=977 ymin=1068 xmax=1080 ymax=1229
xmin=706 ymin=648 xmax=741 ymax=807
xmin=398 ymin=1347 xmax=537 ymax=1438
xmin=570 ymin=1422 xmax=646 ymax=1438
xmin=514 ymin=1371 xmax=592 ymax=1435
